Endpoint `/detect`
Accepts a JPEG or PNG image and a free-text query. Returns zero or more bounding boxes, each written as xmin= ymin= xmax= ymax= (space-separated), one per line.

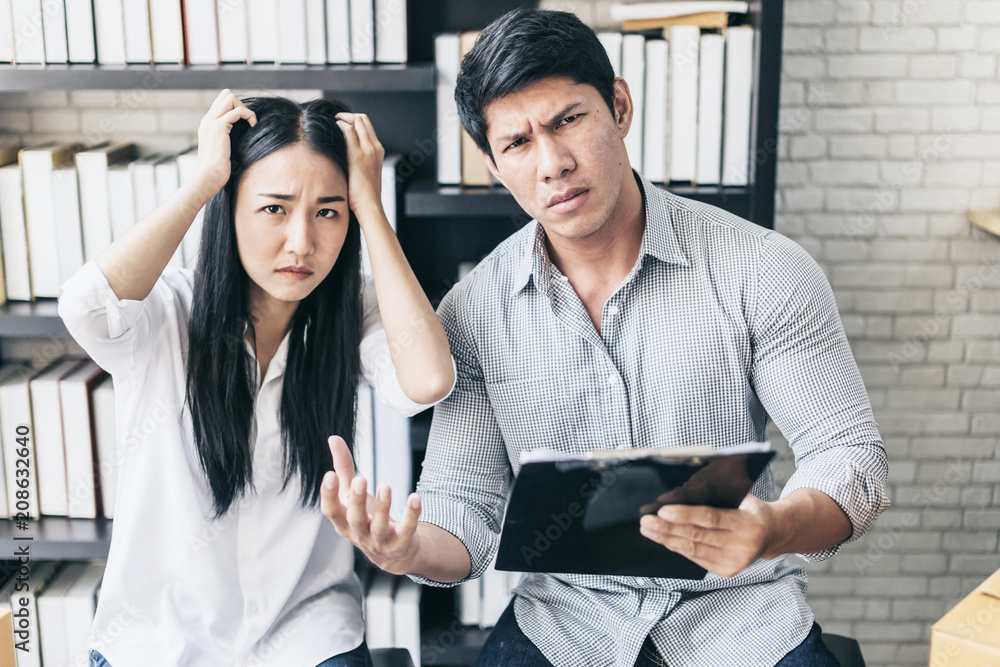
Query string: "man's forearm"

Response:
xmin=408 ymin=522 xmax=473 ymax=583
xmin=762 ymin=488 xmax=853 ymax=559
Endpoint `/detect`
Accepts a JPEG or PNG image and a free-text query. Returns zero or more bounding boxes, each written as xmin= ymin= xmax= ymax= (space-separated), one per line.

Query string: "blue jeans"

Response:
xmin=472 ymin=599 xmax=840 ymax=667
xmin=91 ymin=642 xmax=374 ymax=667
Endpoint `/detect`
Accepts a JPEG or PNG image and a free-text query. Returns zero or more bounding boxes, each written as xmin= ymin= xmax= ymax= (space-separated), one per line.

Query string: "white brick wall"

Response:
xmin=777 ymin=1 xmax=1000 ymax=664
xmin=1 ymin=1 xmax=997 ymax=664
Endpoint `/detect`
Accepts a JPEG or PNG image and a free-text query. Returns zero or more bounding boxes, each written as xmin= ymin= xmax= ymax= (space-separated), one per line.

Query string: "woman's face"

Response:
xmin=233 ymin=142 xmax=350 ymax=315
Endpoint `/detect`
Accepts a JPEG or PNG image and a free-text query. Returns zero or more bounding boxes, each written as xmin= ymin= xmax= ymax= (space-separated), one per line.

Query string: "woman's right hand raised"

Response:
xmin=321 ymin=435 xmax=423 ymax=576
xmin=193 ymin=89 xmax=257 ymax=198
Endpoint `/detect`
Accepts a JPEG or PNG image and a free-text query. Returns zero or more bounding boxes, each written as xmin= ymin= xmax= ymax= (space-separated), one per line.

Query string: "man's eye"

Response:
xmin=558 ymin=114 xmax=579 ymax=127
xmin=507 ymin=138 xmax=526 ymax=150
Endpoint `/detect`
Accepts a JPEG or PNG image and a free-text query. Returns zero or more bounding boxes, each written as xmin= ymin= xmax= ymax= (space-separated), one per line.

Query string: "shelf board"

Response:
xmin=0 ymin=518 xmax=111 ymax=559
xmin=0 ymin=63 xmax=435 ymax=92
xmin=405 ymin=177 xmax=752 ymax=219
xmin=0 ymin=300 xmax=67 ymax=336
xmin=405 ymin=179 xmax=528 ymax=218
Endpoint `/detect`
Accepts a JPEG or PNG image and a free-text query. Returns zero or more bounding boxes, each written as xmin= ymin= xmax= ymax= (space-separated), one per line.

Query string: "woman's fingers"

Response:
xmin=206 ymin=88 xmax=236 ymax=118
xmin=337 ymin=119 xmax=362 ymax=153
xmin=327 ymin=436 xmax=357 ymax=498
xmin=219 ymin=105 xmax=257 ymax=129
xmin=351 ymin=114 xmax=376 ymax=152
xmin=370 ymin=484 xmax=392 ymax=543
xmin=395 ymin=493 xmax=421 ymax=543
xmin=345 ymin=477 xmax=372 ymax=538
xmin=321 ymin=472 xmax=351 ymax=533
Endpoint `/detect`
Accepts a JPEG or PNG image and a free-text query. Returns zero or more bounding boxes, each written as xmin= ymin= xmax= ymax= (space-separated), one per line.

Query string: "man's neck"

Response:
xmin=544 ymin=172 xmax=645 ymax=334
xmin=546 ymin=172 xmax=645 ymax=287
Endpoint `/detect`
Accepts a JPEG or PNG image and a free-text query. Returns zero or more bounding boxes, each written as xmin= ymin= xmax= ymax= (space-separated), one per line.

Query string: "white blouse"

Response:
xmin=57 ymin=261 xmax=442 ymax=667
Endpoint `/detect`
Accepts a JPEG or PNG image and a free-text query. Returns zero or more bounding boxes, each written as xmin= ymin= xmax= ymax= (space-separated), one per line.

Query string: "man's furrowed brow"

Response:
xmin=547 ymin=102 xmax=584 ymax=126
xmin=495 ymin=102 xmax=585 ymax=146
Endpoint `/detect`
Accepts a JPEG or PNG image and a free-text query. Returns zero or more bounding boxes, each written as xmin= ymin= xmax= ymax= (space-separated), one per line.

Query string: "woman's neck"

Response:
xmin=247 ymin=284 xmax=298 ymax=377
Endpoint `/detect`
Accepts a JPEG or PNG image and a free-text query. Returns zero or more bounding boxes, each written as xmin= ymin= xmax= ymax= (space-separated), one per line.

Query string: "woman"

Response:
xmin=58 ymin=90 xmax=455 ymax=666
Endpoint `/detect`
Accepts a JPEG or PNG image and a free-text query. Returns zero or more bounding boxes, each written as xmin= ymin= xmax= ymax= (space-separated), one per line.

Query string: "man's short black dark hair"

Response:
xmin=455 ymin=8 xmax=617 ymax=161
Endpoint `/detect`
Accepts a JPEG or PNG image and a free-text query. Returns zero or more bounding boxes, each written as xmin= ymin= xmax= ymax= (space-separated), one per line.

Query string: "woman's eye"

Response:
xmin=318 ymin=208 xmax=339 ymax=219
xmin=262 ymin=204 xmax=283 ymax=214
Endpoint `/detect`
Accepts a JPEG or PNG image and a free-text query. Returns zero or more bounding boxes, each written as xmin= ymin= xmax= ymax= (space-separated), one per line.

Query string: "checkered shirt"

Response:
xmin=413 ymin=174 xmax=889 ymax=667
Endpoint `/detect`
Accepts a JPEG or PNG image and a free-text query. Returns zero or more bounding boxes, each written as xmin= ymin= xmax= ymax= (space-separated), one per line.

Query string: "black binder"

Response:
xmin=495 ymin=443 xmax=776 ymax=579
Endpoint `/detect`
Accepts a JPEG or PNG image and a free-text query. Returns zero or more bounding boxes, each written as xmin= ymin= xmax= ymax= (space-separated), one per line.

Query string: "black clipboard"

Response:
xmin=495 ymin=443 xmax=776 ymax=579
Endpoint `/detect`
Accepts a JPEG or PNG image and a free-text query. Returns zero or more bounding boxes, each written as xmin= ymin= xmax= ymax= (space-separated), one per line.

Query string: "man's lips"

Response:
xmin=546 ymin=188 xmax=590 ymax=214
xmin=547 ymin=188 xmax=589 ymax=208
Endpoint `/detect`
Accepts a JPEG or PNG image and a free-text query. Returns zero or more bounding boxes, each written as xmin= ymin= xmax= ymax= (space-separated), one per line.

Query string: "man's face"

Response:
xmin=482 ymin=75 xmax=635 ymax=243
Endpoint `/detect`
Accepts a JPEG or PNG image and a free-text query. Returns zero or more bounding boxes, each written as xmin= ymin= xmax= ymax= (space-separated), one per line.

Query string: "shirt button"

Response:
xmin=248 ymin=602 xmax=259 ymax=614
xmin=607 ymin=373 xmax=618 ymax=385
xmin=240 ymin=551 xmax=252 ymax=563
xmin=607 ymin=304 xmax=619 ymax=316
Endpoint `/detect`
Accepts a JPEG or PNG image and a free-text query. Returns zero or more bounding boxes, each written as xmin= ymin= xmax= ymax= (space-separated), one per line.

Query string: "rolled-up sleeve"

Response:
xmin=57 ymin=261 xmax=162 ymax=377
xmin=749 ymin=233 xmax=889 ymax=561
xmin=358 ymin=281 xmax=456 ymax=417
xmin=410 ymin=285 xmax=511 ymax=587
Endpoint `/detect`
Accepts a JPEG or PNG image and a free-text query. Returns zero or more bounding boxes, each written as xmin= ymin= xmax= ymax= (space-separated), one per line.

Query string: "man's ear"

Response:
xmin=611 ymin=77 xmax=633 ymax=139
xmin=480 ymin=148 xmax=504 ymax=186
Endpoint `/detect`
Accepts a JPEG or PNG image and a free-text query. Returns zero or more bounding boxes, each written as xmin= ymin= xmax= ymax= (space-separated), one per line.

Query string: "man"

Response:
xmin=322 ymin=8 xmax=888 ymax=667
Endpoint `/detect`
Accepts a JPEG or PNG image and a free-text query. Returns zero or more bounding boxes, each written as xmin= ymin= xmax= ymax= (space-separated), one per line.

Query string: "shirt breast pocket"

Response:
xmin=485 ymin=376 xmax=575 ymax=461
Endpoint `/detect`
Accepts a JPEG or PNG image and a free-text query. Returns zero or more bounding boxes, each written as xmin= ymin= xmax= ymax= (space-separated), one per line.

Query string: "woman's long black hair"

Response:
xmin=186 ymin=96 xmax=363 ymax=517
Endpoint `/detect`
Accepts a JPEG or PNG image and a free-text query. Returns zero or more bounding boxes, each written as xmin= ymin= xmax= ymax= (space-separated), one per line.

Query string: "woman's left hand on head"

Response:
xmin=336 ymin=112 xmax=386 ymax=223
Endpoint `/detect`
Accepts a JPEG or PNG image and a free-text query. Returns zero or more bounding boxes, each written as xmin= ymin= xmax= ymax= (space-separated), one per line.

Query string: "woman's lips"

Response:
xmin=276 ymin=268 xmax=313 ymax=281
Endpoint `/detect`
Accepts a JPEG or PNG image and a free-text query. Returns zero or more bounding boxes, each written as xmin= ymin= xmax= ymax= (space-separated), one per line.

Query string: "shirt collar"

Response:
xmin=510 ymin=171 xmax=690 ymax=297
xmin=243 ymin=324 xmax=293 ymax=385
xmin=635 ymin=172 xmax=690 ymax=268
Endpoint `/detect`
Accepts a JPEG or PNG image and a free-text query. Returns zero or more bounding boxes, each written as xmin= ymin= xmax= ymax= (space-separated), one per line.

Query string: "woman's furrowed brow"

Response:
xmin=255 ymin=194 xmax=346 ymax=203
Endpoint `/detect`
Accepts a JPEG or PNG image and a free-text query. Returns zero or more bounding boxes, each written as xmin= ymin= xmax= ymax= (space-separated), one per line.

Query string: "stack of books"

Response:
xmin=0 ymin=359 xmax=116 ymax=520
xmin=434 ymin=2 xmax=755 ymax=188
xmin=0 ymin=140 xmax=198 ymax=302
xmin=0 ymin=0 xmax=407 ymax=66
xmin=0 ymin=560 xmax=106 ymax=667
xmin=356 ymin=560 xmax=422 ymax=667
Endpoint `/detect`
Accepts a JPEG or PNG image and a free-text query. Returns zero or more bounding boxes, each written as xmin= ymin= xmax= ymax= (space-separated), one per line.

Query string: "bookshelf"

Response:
xmin=0 ymin=0 xmax=785 ymax=663
xmin=0 ymin=63 xmax=435 ymax=92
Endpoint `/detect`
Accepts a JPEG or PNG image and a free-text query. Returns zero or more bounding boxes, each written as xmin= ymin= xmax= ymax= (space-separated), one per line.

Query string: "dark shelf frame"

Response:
xmin=0 ymin=63 xmax=436 ymax=92
xmin=405 ymin=178 xmax=753 ymax=220
xmin=0 ymin=518 xmax=111 ymax=560
xmin=0 ymin=300 xmax=66 ymax=336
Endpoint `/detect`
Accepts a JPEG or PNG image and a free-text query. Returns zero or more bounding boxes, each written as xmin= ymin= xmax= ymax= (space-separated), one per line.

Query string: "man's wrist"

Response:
xmin=760 ymin=499 xmax=791 ymax=560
